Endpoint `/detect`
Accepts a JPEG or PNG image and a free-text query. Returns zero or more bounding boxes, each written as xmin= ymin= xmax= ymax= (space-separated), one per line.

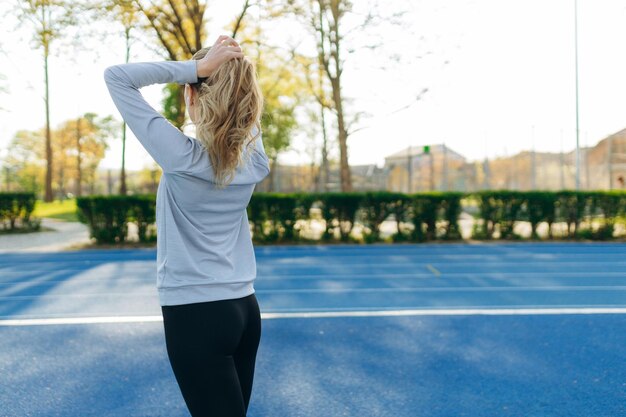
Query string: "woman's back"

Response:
xmin=155 ymin=133 xmax=270 ymax=306
xmin=103 ymin=58 xmax=270 ymax=307
xmin=105 ymin=36 xmax=265 ymax=417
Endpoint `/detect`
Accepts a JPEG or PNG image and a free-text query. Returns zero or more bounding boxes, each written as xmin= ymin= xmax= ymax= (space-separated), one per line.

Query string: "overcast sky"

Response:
xmin=1 ymin=0 xmax=625 ymax=172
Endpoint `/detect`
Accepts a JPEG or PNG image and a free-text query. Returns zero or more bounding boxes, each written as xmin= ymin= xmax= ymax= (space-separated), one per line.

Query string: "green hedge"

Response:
xmin=76 ymin=190 xmax=626 ymax=245
xmin=471 ymin=190 xmax=626 ymax=240
xmin=76 ymin=195 xmax=156 ymax=244
xmin=0 ymin=192 xmax=40 ymax=232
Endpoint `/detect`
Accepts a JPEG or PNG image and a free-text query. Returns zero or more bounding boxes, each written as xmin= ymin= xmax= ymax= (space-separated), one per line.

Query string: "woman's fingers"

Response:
xmin=197 ymin=36 xmax=244 ymax=77
xmin=214 ymin=35 xmax=229 ymax=45
xmin=215 ymin=35 xmax=239 ymax=48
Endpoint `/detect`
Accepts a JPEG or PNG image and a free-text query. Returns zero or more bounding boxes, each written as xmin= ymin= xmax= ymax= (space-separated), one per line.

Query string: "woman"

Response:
xmin=103 ymin=35 xmax=269 ymax=416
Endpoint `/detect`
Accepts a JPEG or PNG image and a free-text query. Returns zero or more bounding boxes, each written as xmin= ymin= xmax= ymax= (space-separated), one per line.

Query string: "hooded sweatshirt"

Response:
xmin=103 ymin=60 xmax=270 ymax=306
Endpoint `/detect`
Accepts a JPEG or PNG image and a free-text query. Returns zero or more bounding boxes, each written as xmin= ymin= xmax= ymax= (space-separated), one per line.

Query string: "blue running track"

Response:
xmin=0 ymin=242 xmax=625 ymax=416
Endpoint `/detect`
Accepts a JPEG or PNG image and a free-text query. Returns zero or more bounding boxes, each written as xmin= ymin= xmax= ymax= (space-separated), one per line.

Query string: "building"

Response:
xmin=383 ymin=144 xmax=467 ymax=192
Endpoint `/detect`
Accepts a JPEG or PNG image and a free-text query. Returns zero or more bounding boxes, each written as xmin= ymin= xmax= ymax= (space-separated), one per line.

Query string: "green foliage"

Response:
xmin=472 ymin=190 xmax=626 ymax=241
xmin=161 ymin=83 xmax=185 ymax=129
xmin=76 ymin=195 xmax=131 ymax=244
xmin=360 ymin=192 xmax=406 ymax=243
xmin=73 ymin=190 xmax=626 ymax=246
xmin=3 ymin=113 xmax=115 ymax=200
xmin=260 ymin=101 xmax=297 ymax=161
xmin=128 ymin=194 xmax=157 ymax=243
xmin=76 ymin=195 xmax=157 ymax=244
xmin=246 ymin=193 xmax=300 ymax=243
xmin=0 ymin=192 xmax=41 ymax=233
xmin=319 ymin=192 xmax=365 ymax=242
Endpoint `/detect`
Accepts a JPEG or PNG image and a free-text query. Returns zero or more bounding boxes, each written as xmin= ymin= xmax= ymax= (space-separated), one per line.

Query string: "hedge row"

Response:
xmin=473 ymin=190 xmax=626 ymax=240
xmin=76 ymin=191 xmax=626 ymax=244
xmin=0 ymin=192 xmax=40 ymax=232
xmin=76 ymin=194 xmax=156 ymax=244
xmin=247 ymin=191 xmax=464 ymax=244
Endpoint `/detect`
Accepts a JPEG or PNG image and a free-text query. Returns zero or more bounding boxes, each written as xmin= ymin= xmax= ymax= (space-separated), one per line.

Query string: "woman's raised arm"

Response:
xmin=103 ymin=60 xmax=199 ymax=173
xmin=103 ymin=35 xmax=245 ymax=174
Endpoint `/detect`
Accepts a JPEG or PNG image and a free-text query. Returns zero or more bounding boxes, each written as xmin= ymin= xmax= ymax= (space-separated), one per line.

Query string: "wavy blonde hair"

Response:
xmin=188 ymin=46 xmax=263 ymax=189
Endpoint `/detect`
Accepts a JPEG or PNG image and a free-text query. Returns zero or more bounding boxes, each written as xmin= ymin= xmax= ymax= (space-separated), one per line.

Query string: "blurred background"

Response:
xmin=0 ymin=0 xmax=625 ymax=199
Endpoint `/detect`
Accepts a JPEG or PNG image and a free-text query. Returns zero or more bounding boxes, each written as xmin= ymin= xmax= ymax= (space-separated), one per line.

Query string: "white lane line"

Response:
xmin=1 ymin=308 xmax=626 ymax=326
xmin=261 ymin=308 xmax=626 ymax=318
xmin=0 ymin=316 xmax=164 ymax=326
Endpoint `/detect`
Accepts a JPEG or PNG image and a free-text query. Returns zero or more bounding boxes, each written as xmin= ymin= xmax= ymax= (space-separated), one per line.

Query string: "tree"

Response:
xmin=126 ymin=0 xmax=258 ymax=127
xmin=231 ymin=14 xmax=305 ymax=191
xmin=295 ymin=49 xmax=333 ymax=192
xmin=267 ymin=0 xmax=409 ymax=191
xmin=14 ymin=0 xmax=79 ymax=202
xmin=57 ymin=113 xmax=116 ymax=197
xmin=128 ymin=0 xmax=209 ymax=129
xmin=312 ymin=0 xmax=352 ymax=191
xmin=98 ymin=0 xmax=140 ymax=195
xmin=266 ymin=0 xmax=367 ymax=191
xmin=231 ymin=0 xmax=253 ymax=38
xmin=3 ymin=115 xmax=113 ymax=199
xmin=94 ymin=0 xmax=235 ymax=191
xmin=3 ymin=130 xmax=43 ymax=193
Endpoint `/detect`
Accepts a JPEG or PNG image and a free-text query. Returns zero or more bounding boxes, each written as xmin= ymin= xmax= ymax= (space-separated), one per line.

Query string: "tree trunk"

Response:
xmin=175 ymin=85 xmax=186 ymax=128
xmin=44 ymin=24 xmax=53 ymax=202
xmin=59 ymin=166 xmax=65 ymax=198
xmin=120 ymin=25 xmax=131 ymax=196
xmin=120 ymin=122 xmax=127 ymax=195
xmin=331 ymin=76 xmax=351 ymax=192
xmin=321 ymin=106 xmax=329 ymax=192
xmin=319 ymin=61 xmax=329 ymax=192
xmin=325 ymin=1 xmax=352 ymax=192
xmin=76 ymin=116 xmax=82 ymax=197
xmin=268 ymin=158 xmax=278 ymax=192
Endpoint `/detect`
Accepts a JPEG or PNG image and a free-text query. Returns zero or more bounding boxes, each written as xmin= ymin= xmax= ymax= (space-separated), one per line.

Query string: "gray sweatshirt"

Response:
xmin=103 ymin=60 xmax=270 ymax=306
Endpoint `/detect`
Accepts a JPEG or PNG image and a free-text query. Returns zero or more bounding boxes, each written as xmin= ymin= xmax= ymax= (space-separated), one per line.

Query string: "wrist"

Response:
xmin=195 ymin=59 xmax=216 ymax=79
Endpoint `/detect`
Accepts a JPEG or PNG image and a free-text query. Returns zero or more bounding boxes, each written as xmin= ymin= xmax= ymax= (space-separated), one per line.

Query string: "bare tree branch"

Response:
xmin=231 ymin=0 xmax=252 ymax=38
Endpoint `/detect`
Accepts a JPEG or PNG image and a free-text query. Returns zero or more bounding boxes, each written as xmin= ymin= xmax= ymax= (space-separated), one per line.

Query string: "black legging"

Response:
xmin=161 ymin=293 xmax=262 ymax=417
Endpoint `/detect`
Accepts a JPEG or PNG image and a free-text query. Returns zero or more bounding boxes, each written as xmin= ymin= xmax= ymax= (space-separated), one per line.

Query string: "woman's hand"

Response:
xmin=195 ymin=35 xmax=244 ymax=78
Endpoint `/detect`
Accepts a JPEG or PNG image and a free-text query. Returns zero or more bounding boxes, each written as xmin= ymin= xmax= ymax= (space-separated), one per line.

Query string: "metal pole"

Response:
xmin=584 ymin=131 xmax=590 ymax=189
xmin=559 ymin=128 xmax=565 ymax=190
xmin=483 ymin=130 xmax=489 ymax=190
xmin=483 ymin=157 xmax=490 ymax=190
xmin=531 ymin=125 xmax=536 ymax=190
xmin=442 ymin=142 xmax=448 ymax=191
xmin=429 ymin=152 xmax=435 ymax=191
xmin=608 ymin=133 xmax=613 ymax=189
xmin=407 ymin=146 xmax=412 ymax=193
xmin=574 ymin=0 xmax=581 ymax=190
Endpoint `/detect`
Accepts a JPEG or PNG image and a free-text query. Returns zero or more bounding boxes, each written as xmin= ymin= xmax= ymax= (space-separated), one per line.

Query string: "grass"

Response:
xmin=33 ymin=198 xmax=79 ymax=222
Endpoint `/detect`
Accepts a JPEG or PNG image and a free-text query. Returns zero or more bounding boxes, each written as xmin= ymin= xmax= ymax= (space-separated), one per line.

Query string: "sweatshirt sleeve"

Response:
xmin=103 ymin=60 xmax=199 ymax=173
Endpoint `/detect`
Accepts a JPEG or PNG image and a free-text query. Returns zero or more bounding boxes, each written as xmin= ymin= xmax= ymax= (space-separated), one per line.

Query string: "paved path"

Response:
xmin=0 ymin=218 xmax=92 ymax=253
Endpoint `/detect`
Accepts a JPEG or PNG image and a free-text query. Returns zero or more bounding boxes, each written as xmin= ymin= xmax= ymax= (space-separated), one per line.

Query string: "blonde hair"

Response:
xmin=188 ymin=46 xmax=263 ymax=189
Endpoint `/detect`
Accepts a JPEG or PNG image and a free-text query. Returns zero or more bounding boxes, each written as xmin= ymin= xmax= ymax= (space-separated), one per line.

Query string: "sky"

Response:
xmin=0 ymin=0 xmax=625 ymax=172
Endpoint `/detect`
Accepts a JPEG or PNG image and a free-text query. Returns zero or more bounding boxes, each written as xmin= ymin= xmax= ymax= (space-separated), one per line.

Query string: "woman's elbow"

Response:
xmin=103 ymin=65 xmax=122 ymax=84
